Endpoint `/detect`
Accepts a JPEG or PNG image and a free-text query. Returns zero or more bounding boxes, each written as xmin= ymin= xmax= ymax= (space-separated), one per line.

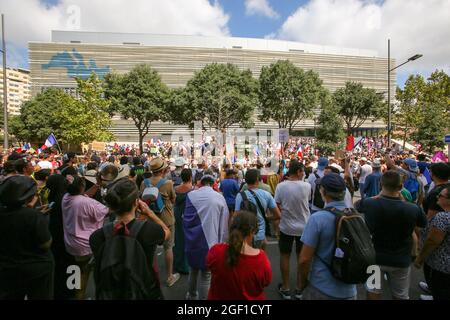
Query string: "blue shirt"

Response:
xmin=219 ymin=179 xmax=240 ymax=206
xmin=301 ymin=201 xmax=357 ymax=299
xmin=362 ymin=171 xmax=382 ymax=198
xmin=235 ymin=189 xmax=277 ymax=241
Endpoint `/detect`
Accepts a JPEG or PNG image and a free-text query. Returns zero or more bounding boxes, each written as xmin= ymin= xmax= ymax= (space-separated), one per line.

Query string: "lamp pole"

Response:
xmin=387 ymin=38 xmax=422 ymax=147
xmin=1 ymin=14 xmax=8 ymax=150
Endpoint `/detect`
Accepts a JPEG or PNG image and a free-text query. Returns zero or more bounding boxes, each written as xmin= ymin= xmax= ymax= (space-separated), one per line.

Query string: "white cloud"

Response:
xmin=273 ymin=0 xmax=450 ymax=79
xmin=0 ymin=0 xmax=230 ymax=68
xmin=245 ymin=0 xmax=279 ymax=19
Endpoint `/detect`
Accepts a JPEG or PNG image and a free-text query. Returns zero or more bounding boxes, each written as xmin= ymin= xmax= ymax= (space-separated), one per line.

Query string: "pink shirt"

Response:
xmin=62 ymin=194 xmax=109 ymax=257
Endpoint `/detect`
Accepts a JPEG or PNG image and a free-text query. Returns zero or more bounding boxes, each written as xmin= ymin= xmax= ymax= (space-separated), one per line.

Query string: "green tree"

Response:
xmin=392 ymin=75 xmax=426 ymax=149
xmin=334 ymin=82 xmax=384 ymax=135
xmin=57 ymin=74 xmax=114 ymax=148
xmin=259 ymin=60 xmax=323 ymax=134
xmin=412 ymin=70 xmax=450 ymax=152
xmin=12 ymin=88 xmax=74 ymax=144
xmin=316 ymin=90 xmax=345 ymax=155
xmin=9 ymin=73 xmax=113 ymax=149
xmin=104 ymin=64 xmax=169 ymax=153
xmin=174 ymin=63 xmax=258 ymax=134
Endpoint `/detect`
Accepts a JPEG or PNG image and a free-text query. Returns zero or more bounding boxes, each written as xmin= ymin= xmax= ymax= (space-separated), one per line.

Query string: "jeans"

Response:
xmin=187 ymin=268 xmax=211 ymax=300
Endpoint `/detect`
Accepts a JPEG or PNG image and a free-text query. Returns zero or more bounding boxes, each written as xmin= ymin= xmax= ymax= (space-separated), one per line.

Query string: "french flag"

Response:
xmin=183 ymin=188 xmax=229 ymax=270
xmin=39 ymin=134 xmax=57 ymax=152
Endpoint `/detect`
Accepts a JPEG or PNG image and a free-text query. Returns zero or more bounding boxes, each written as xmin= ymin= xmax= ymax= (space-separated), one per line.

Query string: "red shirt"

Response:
xmin=206 ymin=243 xmax=272 ymax=300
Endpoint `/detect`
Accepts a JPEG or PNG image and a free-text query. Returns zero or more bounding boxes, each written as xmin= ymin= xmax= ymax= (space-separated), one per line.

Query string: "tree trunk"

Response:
xmin=138 ymin=131 xmax=144 ymax=155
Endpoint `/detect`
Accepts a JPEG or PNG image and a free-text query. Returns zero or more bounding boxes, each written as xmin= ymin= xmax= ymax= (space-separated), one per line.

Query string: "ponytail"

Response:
xmin=225 ymin=211 xmax=258 ymax=267
xmin=226 ymin=228 xmax=244 ymax=267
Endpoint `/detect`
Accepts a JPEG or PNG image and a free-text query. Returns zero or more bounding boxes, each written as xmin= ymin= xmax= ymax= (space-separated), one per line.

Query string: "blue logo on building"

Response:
xmin=42 ymin=49 xmax=110 ymax=79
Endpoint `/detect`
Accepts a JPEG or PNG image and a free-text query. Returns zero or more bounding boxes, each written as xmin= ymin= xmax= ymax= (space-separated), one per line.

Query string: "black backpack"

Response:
xmin=240 ymin=190 xmax=271 ymax=236
xmin=312 ymin=172 xmax=325 ymax=209
xmin=94 ymin=220 xmax=161 ymax=300
xmin=317 ymin=207 xmax=376 ymax=284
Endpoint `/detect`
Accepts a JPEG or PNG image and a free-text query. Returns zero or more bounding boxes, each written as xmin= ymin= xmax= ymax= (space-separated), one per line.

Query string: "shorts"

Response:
xmin=278 ymin=231 xmax=303 ymax=254
xmin=163 ymin=224 xmax=175 ymax=250
xmin=365 ymin=265 xmax=410 ymax=300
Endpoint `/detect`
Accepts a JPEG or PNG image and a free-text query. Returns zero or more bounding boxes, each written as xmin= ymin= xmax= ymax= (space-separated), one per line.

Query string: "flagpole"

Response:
xmin=53 ymin=133 xmax=63 ymax=154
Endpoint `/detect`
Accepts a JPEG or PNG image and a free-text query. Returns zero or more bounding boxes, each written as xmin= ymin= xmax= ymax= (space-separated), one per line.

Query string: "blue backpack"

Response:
xmin=404 ymin=175 xmax=420 ymax=202
xmin=143 ymin=178 xmax=167 ymax=214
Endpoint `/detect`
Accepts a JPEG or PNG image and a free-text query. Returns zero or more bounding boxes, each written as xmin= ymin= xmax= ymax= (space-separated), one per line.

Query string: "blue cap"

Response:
xmin=403 ymin=158 xmax=418 ymax=172
xmin=320 ymin=173 xmax=346 ymax=192
xmin=317 ymin=157 xmax=329 ymax=170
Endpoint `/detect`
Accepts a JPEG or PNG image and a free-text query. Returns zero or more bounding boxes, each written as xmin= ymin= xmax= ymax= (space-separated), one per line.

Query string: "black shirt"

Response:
xmin=356 ymin=195 xmax=427 ymax=268
xmin=89 ymin=218 xmax=165 ymax=299
xmin=423 ymin=183 xmax=450 ymax=214
xmin=0 ymin=207 xmax=53 ymax=267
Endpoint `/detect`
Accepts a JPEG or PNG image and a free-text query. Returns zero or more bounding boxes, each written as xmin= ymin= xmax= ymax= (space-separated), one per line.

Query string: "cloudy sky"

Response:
xmin=1 ymin=0 xmax=449 ymax=87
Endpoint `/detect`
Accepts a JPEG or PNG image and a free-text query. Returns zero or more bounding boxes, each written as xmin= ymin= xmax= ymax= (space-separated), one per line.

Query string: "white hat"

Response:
xmin=174 ymin=157 xmax=186 ymax=167
xmin=372 ymin=159 xmax=382 ymax=168
xmin=84 ymin=169 xmax=97 ymax=184
xmin=360 ymin=157 xmax=368 ymax=162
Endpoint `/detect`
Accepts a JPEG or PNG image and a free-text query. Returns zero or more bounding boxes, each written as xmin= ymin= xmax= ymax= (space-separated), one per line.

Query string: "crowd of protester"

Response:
xmin=0 ymin=139 xmax=449 ymax=301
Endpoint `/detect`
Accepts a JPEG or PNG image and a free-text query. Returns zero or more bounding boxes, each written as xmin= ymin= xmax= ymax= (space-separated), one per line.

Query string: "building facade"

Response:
xmin=0 ymin=67 xmax=31 ymax=115
xmin=29 ymin=31 xmax=395 ymax=142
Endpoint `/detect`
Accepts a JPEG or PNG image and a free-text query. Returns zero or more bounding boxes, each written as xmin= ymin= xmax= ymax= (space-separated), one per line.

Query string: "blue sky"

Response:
xmin=3 ymin=0 xmax=449 ymax=88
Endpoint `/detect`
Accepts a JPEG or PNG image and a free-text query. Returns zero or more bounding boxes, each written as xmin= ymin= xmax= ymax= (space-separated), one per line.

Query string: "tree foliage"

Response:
xmin=9 ymin=73 xmax=113 ymax=148
xmin=259 ymin=60 xmax=323 ymax=133
xmin=333 ymin=82 xmax=384 ymax=135
xmin=316 ymin=90 xmax=346 ymax=154
xmin=104 ymin=64 xmax=169 ymax=153
xmin=412 ymin=70 xmax=450 ymax=152
xmin=171 ymin=63 xmax=258 ymax=133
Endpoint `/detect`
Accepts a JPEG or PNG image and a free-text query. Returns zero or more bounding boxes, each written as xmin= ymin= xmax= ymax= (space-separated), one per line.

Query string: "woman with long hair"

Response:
xmin=206 ymin=211 xmax=272 ymax=300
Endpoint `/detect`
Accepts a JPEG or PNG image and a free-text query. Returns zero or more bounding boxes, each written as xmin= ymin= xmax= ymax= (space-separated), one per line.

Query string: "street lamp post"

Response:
xmin=1 ymin=14 xmax=8 ymax=150
xmin=387 ymin=38 xmax=422 ymax=147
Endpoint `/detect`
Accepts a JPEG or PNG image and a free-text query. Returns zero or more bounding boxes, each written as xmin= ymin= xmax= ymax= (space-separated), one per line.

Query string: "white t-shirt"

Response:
xmin=37 ymin=160 xmax=53 ymax=169
xmin=275 ymin=180 xmax=311 ymax=236
xmin=359 ymin=164 xmax=373 ymax=184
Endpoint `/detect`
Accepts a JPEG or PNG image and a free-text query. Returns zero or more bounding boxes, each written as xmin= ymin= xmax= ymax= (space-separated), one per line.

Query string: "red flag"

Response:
xmin=346 ymin=135 xmax=354 ymax=151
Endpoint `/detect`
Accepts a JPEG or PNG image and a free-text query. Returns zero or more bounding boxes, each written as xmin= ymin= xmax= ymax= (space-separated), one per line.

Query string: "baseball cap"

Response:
xmin=317 ymin=157 xmax=329 ymax=170
xmin=320 ymin=173 xmax=346 ymax=192
xmin=403 ymin=158 xmax=418 ymax=172
xmin=0 ymin=175 xmax=37 ymax=208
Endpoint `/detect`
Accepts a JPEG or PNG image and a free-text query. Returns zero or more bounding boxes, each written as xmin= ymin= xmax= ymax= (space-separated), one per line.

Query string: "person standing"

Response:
xmin=307 ymin=157 xmax=328 ymax=213
xmin=361 ymin=159 xmax=382 ymax=198
xmin=0 ymin=176 xmax=54 ymax=299
xmin=299 ymin=173 xmax=357 ymax=300
xmin=206 ymin=211 xmax=272 ymax=300
xmin=219 ymin=169 xmax=240 ymax=216
xmin=183 ymin=174 xmax=229 ymax=300
xmin=143 ymin=157 xmax=180 ymax=287
xmin=235 ymin=169 xmax=281 ymax=250
xmin=357 ymin=157 xmax=372 ymax=200
xmin=275 ymin=160 xmax=311 ymax=300
xmin=61 ymin=175 xmax=109 ymax=299
xmin=355 ymin=170 xmax=427 ymax=300
xmin=173 ymin=168 xmax=194 ymax=275
xmin=415 ymin=185 xmax=450 ymax=300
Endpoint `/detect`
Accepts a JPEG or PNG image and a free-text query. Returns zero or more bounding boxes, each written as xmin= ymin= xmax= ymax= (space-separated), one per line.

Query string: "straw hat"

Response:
xmin=149 ymin=157 xmax=168 ymax=173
